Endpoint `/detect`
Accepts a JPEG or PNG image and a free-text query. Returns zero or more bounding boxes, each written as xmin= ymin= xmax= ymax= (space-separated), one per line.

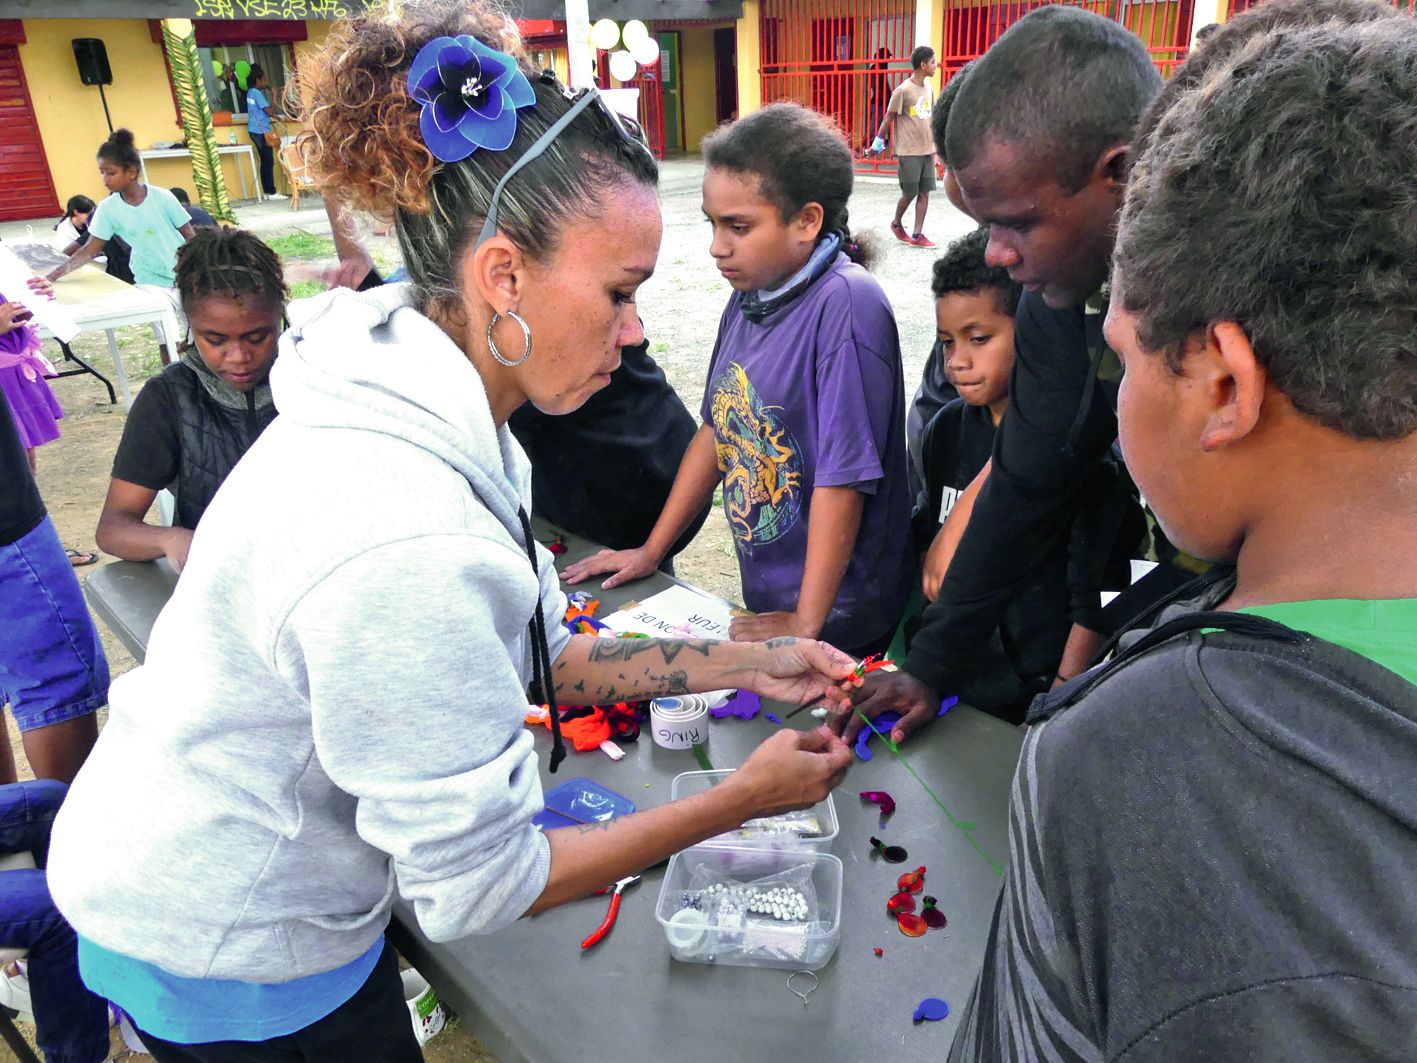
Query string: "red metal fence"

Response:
xmin=760 ymin=0 xmax=1198 ymax=176
xmin=941 ymin=1 xmax=1194 ymax=78
xmin=759 ymin=0 xmax=919 ymax=174
xmin=595 ymin=51 xmax=667 ymax=160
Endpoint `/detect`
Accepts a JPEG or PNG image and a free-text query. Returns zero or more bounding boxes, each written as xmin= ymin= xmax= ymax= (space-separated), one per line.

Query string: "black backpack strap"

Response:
xmin=1027 ymin=609 xmax=1307 ymax=726
xmin=1085 ymin=565 xmax=1234 ymax=670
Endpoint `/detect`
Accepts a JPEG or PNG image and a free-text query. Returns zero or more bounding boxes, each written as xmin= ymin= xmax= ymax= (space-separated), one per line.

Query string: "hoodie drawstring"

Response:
xmin=517 ymin=508 xmax=567 ymax=773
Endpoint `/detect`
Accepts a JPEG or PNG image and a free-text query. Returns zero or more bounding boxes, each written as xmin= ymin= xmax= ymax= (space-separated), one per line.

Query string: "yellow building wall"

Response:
xmin=735 ymin=0 xmax=762 ymax=117
xmin=679 ymin=26 xmax=720 ymax=149
xmin=20 ymin=17 xmax=337 ymax=215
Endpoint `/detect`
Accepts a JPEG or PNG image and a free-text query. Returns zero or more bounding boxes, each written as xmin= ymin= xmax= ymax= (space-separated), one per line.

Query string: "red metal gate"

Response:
xmin=760 ymin=0 xmax=918 ymax=175
xmin=595 ymin=51 xmax=667 ymax=160
xmin=941 ymin=2 xmax=1194 ymax=78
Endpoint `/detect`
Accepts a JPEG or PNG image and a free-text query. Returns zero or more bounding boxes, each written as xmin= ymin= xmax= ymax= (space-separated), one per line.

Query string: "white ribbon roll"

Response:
xmin=650 ymin=695 xmax=710 ymax=750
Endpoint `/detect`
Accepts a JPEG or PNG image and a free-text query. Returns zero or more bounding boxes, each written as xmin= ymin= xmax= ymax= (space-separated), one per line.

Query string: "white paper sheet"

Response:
xmin=0 ymin=245 xmax=80 ymax=343
xmin=601 ymin=585 xmax=735 ymax=641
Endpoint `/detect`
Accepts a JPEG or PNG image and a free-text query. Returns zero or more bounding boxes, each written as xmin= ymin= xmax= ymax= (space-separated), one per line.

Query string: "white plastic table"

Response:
xmin=35 ymin=264 xmax=182 ymax=405
xmin=140 ymin=144 xmax=264 ymax=202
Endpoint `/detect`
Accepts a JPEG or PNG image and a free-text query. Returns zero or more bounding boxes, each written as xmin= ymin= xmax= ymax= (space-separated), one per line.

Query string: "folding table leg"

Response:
xmin=50 ymin=340 xmax=117 ymax=405
xmin=0 ymin=1009 xmax=41 ymax=1063
xmin=105 ymin=329 xmax=133 ymax=405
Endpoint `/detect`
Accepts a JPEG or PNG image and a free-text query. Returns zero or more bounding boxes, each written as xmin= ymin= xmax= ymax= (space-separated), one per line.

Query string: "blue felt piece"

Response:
xmin=854 ymin=696 xmax=960 ymax=761
xmin=913 ymin=997 xmax=950 ymax=1023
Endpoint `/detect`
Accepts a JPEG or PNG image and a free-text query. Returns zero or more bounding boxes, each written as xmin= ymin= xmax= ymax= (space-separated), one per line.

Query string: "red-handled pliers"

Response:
xmin=580 ymin=875 xmax=640 ymax=950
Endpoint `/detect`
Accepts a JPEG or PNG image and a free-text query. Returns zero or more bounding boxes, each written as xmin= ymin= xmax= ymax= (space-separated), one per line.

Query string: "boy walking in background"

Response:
xmin=869 ymin=45 xmax=938 ymax=248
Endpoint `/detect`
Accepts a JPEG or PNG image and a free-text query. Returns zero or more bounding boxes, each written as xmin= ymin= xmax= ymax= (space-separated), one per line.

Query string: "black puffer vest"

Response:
xmin=169 ymin=353 xmax=277 ymax=530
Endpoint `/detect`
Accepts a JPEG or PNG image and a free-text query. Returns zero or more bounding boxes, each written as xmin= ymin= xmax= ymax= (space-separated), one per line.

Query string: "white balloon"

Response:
xmin=622 ymin=20 xmax=650 ymax=46
xmin=629 ymin=35 xmax=660 ymax=67
xmin=608 ymin=49 xmax=638 ymax=83
xmin=590 ymin=18 xmax=620 ymax=51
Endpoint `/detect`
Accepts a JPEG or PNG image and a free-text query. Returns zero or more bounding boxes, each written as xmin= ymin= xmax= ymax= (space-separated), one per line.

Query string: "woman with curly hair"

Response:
xmin=45 ymin=2 xmax=856 ymax=1059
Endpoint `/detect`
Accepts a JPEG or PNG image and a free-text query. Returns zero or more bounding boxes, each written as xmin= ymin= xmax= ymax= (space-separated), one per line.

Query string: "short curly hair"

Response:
xmin=931 ymin=228 xmax=1020 ymax=317
xmin=945 ymin=7 xmax=1159 ymax=192
xmin=931 ymin=60 xmax=974 ymax=162
xmin=297 ymin=0 xmax=657 ymax=311
xmin=702 ymin=102 xmax=877 ymax=270
xmin=1116 ymin=19 xmax=1417 ymax=441
xmin=1132 ymin=0 xmax=1402 ymax=161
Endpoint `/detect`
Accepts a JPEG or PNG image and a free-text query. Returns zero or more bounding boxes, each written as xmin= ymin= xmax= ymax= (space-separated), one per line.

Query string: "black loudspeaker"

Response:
xmin=72 ymin=38 xmax=112 ymax=86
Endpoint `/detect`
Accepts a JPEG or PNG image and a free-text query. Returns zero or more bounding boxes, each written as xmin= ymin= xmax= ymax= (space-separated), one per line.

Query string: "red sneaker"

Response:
xmin=890 ymin=222 xmax=911 ymax=244
xmin=910 ymin=233 xmax=937 ymax=249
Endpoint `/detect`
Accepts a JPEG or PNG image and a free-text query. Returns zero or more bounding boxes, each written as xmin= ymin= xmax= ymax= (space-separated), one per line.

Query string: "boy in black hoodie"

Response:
xmin=950 ymin=9 xmax=1417 ymax=1059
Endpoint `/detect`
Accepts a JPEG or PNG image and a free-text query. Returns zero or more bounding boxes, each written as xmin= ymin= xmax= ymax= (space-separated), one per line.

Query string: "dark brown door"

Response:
xmin=714 ymin=27 xmax=737 ymax=123
xmin=0 ymin=45 xmax=59 ymax=221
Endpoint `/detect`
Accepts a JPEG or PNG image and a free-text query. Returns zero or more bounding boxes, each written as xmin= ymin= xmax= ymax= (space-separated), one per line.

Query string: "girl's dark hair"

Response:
xmin=299 ymin=0 xmax=658 ymax=313
xmin=931 ymin=227 xmax=1021 ymax=316
xmin=701 ymin=102 xmax=877 ymax=269
xmin=248 ymin=63 xmax=266 ymax=85
xmin=97 ymin=129 xmax=140 ymax=171
xmin=174 ymin=228 xmax=287 ymax=317
xmin=64 ymin=194 xmax=95 ymax=217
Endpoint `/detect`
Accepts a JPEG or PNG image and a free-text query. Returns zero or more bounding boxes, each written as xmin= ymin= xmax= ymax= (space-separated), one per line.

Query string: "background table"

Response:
xmin=83 ymin=524 xmax=1024 ymax=1063
xmin=140 ymin=144 xmax=264 ymax=203
xmin=36 ymin=263 xmax=182 ymax=405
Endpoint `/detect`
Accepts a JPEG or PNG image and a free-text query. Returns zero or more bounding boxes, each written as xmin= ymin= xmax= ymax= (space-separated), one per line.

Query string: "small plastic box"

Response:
xmin=654 ymin=845 xmax=843 ymax=970
xmin=670 ymin=770 xmax=838 ymax=852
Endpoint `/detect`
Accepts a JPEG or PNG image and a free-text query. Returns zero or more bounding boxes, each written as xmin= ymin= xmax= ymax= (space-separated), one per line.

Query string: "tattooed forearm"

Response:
xmin=586 ymin=638 xmax=714 ymax=666
xmin=554 ymin=635 xmax=749 ymax=704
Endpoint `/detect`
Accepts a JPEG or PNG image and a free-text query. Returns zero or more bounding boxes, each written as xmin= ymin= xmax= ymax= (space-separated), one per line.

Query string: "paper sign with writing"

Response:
xmin=600 ymin=585 xmax=734 ymax=642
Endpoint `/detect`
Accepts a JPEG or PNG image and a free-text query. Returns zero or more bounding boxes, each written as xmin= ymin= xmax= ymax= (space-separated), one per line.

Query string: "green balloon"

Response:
xmin=212 ymin=58 xmax=225 ymax=77
xmin=235 ymin=59 xmax=250 ymax=91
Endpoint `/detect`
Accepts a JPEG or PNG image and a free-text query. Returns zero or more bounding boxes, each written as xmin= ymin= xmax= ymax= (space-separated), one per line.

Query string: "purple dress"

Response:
xmin=0 ymin=290 xmax=62 ymax=450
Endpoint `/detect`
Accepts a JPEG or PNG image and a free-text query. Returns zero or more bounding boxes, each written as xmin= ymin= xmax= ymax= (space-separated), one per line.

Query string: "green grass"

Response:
xmin=287 ymin=279 xmax=325 ymax=301
xmin=264 ymin=231 xmax=337 ymax=260
xmin=650 ymin=340 xmax=670 ymax=355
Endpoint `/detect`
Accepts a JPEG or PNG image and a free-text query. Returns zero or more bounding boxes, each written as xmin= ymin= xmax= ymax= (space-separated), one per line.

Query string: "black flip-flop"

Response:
xmin=66 ymin=549 xmax=99 ymax=567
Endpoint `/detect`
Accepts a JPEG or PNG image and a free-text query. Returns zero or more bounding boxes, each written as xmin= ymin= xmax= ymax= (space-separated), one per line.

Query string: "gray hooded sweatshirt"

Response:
xmin=49 ymin=284 xmax=569 ymax=982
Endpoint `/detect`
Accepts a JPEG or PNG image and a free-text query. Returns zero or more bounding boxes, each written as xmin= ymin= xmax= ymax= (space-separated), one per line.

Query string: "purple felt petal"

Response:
xmin=709 ymin=690 xmax=761 ymax=721
xmin=764 ymin=713 xmax=782 ymax=725
xmin=861 ymin=790 xmax=897 ymax=816
xmin=465 ymin=100 xmax=519 ymax=151
xmin=419 ymin=105 xmax=478 ymax=162
xmin=429 ymin=91 xmax=466 ymax=134
xmin=408 ymin=35 xmax=457 ymax=98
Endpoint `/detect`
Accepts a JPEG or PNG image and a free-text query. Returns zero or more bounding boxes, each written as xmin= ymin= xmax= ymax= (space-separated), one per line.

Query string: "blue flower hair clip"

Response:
xmin=408 ymin=35 xmax=536 ymax=163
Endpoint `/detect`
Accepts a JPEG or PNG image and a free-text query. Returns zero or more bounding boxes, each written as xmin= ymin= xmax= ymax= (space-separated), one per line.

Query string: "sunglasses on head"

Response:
xmin=476 ymin=76 xmax=650 ymax=249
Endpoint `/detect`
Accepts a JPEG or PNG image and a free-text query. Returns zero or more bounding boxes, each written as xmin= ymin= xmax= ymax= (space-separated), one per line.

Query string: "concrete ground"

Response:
xmin=0 ymin=155 xmax=972 ymax=1062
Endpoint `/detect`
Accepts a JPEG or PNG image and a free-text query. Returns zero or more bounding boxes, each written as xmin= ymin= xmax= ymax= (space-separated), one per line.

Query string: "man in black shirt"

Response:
xmin=0 ymin=391 xmax=106 ymax=784
xmin=836 ymin=7 xmax=1163 ymax=744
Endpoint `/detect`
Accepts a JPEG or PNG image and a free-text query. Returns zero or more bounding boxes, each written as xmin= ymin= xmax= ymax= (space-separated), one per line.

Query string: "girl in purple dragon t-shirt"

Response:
xmin=567 ymin=103 xmax=913 ymax=658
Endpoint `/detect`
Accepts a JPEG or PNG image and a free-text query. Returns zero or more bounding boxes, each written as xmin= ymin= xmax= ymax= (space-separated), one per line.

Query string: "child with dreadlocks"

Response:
xmin=96 ymin=228 xmax=285 ymax=573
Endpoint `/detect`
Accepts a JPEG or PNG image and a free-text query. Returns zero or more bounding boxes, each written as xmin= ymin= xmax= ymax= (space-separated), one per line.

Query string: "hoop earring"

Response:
xmin=487 ymin=311 xmax=532 ymax=368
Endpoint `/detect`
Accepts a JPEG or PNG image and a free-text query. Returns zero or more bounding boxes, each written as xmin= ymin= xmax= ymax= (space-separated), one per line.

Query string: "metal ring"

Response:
xmin=487 ymin=310 xmax=532 ymax=368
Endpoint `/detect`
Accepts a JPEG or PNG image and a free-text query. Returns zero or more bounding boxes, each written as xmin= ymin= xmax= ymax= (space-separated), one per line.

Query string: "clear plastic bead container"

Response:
xmin=670 ymin=770 xmax=838 ymax=852
xmin=654 ymin=844 xmax=843 ymax=970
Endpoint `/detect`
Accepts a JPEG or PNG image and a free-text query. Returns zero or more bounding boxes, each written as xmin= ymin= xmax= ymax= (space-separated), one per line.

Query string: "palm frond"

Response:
xmin=162 ymin=20 xmax=237 ymax=224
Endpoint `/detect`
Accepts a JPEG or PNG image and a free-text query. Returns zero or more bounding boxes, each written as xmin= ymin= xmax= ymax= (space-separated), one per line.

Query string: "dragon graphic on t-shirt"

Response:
xmin=708 ymin=362 xmax=803 ymax=548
